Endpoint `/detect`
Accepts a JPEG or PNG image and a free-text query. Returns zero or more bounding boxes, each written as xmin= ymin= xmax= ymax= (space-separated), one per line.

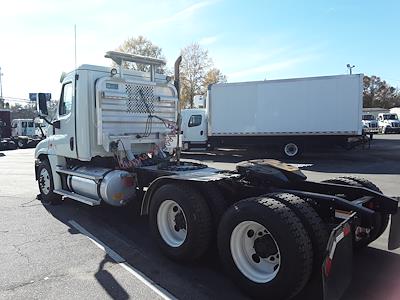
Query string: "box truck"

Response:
xmin=181 ymin=75 xmax=366 ymax=157
xmin=34 ymin=51 xmax=400 ymax=300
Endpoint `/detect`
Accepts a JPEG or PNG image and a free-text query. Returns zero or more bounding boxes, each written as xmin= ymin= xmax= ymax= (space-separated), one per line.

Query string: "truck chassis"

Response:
xmin=35 ymin=156 xmax=400 ymax=300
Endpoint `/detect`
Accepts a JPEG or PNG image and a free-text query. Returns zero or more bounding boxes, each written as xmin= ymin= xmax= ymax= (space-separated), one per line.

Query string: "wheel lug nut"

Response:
xmin=270 ymin=257 xmax=275 ymax=262
xmin=252 ymin=254 xmax=260 ymax=263
xmin=172 ymin=206 xmax=178 ymax=212
xmin=247 ymin=230 xmax=254 ymax=238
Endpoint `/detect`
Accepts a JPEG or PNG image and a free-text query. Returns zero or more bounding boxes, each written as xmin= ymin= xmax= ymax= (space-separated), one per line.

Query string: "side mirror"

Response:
xmin=37 ymin=93 xmax=48 ymax=116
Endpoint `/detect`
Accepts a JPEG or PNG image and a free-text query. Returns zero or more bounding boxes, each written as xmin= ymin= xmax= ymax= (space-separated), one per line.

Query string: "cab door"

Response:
xmin=184 ymin=112 xmax=207 ymax=144
xmin=52 ymin=77 xmax=77 ymax=158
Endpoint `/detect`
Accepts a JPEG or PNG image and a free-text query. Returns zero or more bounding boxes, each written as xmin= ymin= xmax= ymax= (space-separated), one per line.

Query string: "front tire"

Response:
xmin=37 ymin=159 xmax=61 ymax=204
xmin=149 ymin=183 xmax=213 ymax=262
xmin=218 ymin=197 xmax=313 ymax=300
xmin=17 ymin=139 xmax=27 ymax=149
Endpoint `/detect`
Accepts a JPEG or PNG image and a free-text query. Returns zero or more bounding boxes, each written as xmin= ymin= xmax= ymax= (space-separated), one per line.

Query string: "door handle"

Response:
xmin=70 ymin=137 xmax=74 ymax=151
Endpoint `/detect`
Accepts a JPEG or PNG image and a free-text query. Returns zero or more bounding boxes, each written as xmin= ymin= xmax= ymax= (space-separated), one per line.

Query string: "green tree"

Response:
xmin=10 ymin=103 xmax=36 ymax=119
xmin=116 ymin=36 xmax=166 ymax=73
xmin=363 ymin=75 xmax=399 ymax=108
xmin=203 ymin=68 xmax=227 ymax=91
xmin=180 ymin=43 xmax=226 ymax=108
xmin=180 ymin=43 xmax=211 ymax=108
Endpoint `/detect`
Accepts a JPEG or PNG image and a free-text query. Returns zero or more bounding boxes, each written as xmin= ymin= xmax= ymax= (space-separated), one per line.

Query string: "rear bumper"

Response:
xmin=322 ymin=203 xmax=400 ymax=300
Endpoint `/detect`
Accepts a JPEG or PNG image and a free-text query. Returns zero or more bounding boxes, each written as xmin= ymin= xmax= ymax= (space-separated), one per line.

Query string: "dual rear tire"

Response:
xmin=150 ymin=186 xmax=324 ymax=300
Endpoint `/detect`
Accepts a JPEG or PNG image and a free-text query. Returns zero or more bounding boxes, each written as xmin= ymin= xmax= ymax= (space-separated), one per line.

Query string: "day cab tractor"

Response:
xmin=34 ymin=51 xmax=400 ymax=300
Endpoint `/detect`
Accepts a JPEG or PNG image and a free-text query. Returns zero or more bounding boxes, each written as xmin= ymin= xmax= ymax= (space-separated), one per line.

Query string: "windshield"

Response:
xmin=362 ymin=115 xmax=375 ymax=120
xmin=383 ymin=114 xmax=398 ymax=120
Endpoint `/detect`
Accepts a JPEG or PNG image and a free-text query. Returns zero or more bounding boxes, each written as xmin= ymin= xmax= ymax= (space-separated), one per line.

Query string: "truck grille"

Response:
xmin=392 ymin=123 xmax=400 ymax=128
xmin=125 ymin=84 xmax=156 ymax=114
xmin=370 ymin=123 xmax=377 ymax=128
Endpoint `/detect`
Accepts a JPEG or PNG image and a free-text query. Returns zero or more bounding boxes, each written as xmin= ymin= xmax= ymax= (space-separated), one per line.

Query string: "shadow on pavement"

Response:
xmin=342 ymin=247 xmax=400 ymax=300
xmin=41 ymin=198 xmax=249 ymax=300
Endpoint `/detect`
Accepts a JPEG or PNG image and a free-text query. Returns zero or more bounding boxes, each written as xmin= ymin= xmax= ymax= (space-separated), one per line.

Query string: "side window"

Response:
xmin=28 ymin=122 xmax=34 ymax=127
xmin=22 ymin=122 xmax=27 ymax=128
xmin=59 ymin=82 xmax=73 ymax=116
xmin=188 ymin=114 xmax=202 ymax=127
xmin=11 ymin=122 xmax=17 ymax=128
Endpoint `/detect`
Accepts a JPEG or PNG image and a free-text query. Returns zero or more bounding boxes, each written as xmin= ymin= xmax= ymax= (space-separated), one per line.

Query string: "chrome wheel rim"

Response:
xmin=39 ymin=168 xmax=51 ymax=195
xmin=284 ymin=143 xmax=298 ymax=157
xmin=230 ymin=221 xmax=280 ymax=283
xmin=157 ymin=200 xmax=187 ymax=247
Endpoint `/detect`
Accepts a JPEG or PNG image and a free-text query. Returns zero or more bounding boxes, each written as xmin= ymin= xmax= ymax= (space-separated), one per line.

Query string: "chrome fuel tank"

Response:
xmin=66 ymin=166 xmax=136 ymax=206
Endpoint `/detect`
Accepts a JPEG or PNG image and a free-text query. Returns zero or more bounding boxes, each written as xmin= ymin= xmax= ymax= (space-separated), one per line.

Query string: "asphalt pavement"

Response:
xmin=1 ymin=134 xmax=400 ymax=300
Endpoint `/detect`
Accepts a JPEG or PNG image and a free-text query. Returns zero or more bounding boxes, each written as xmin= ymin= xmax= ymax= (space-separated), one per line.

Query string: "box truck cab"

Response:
xmin=181 ymin=108 xmax=208 ymax=150
xmin=377 ymin=113 xmax=400 ymax=133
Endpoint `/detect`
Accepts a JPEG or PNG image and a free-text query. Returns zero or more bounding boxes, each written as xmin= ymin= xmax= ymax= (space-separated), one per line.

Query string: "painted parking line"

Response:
xmin=68 ymin=220 xmax=176 ymax=300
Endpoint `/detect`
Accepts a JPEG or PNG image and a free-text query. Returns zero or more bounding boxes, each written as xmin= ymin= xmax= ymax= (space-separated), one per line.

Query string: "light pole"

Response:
xmin=346 ymin=64 xmax=355 ymax=75
xmin=0 ymin=66 xmax=3 ymax=100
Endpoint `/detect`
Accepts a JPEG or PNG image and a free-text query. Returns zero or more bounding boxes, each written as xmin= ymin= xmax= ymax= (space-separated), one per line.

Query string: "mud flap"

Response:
xmin=322 ymin=213 xmax=356 ymax=300
xmin=388 ymin=208 xmax=400 ymax=250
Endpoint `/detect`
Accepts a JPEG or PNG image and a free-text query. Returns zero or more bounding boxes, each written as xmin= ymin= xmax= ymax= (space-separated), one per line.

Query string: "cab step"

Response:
xmin=54 ymin=189 xmax=101 ymax=206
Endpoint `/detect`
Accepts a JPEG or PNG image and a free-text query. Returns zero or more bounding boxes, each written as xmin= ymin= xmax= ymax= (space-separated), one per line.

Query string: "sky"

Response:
xmin=0 ymin=0 xmax=399 ymax=103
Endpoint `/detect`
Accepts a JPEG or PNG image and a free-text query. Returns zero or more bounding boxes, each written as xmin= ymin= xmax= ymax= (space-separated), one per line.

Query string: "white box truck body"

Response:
xmin=182 ymin=74 xmax=365 ymax=157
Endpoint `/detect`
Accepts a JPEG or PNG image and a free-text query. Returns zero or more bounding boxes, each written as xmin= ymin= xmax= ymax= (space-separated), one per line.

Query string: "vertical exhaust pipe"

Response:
xmin=174 ymin=55 xmax=182 ymax=164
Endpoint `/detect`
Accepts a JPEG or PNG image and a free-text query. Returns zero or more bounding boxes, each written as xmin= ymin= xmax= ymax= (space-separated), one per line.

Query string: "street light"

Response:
xmin=346 ymin=64 xmax=355 ymax=75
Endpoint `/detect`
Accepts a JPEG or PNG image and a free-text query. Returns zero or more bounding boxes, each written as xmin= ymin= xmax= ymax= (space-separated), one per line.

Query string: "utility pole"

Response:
xmin=346 ymin=64 xmax=355 ymax=75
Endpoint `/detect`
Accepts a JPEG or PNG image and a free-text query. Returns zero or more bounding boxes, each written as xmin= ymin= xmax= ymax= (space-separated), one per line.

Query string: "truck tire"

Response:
xmin=17 ymin=139 xmax=27 ymax=149
xmin=37 ymin=159 xmax=61 ymax=204
xmin=218 ymin=197 xmax=313 ymax=300
xmin=322 ymin=177 xmax=386 ymax=248
xmin=149 ymin=183 xmax=213 ymax=262
xmin=267 ymin=193 xmax=328 ymax=276
xmin=282 ymin=142 xmax=301 ymax=158
xmin=338 ymin=176 xmax=390 ymax=240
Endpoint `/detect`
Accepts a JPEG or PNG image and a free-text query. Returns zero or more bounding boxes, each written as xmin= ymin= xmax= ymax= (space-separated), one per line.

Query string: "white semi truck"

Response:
xmin=377 ymin=113 xmax=400 ymax=134
xmin=34 ymin=51 xmax=400 ymax=300
xmin=11 ymin=118 xmax=44 ymax=148
xmin=181 ymin=75 xmax=366 ymax=157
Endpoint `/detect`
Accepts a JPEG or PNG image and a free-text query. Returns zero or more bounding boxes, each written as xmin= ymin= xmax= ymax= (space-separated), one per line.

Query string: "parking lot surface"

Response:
xmin=1 ymin=134 xmax=400 ymax=300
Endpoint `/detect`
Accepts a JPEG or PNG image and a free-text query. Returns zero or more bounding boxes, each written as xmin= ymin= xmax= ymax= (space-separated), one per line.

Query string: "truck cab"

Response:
xmin=377 ymin=113 xmax=400 ymax=133
xmin=361 ymin=114 xmax=379 ymax=135
xmin=181 ymin=108 xmax=208 ymax=150
xmin=11 ymin=119 xmax=36 ymax=137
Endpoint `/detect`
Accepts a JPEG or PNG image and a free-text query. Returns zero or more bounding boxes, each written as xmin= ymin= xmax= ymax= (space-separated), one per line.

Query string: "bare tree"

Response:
xmin=180 ymin=43 xmax=212 ymax=108
xmin=116 ymin=36 xmax=166 ymax=73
